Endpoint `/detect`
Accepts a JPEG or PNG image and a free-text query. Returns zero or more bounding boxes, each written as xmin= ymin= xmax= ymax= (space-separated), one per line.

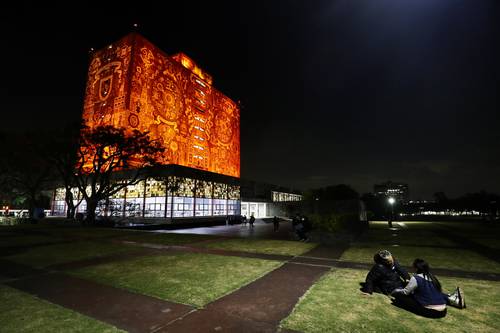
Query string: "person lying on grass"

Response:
xmin=391 ymin=258 xmax=466 ymax=318
xmin=360 ymin=249 xmax=410 ymax=295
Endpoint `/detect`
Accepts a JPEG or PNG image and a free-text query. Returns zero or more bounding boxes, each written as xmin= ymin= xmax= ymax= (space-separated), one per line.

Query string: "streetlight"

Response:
xmin=388 ymin=197 xmax=395 ymax=228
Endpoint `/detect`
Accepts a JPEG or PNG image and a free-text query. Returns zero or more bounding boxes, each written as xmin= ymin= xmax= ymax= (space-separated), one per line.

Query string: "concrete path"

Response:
xmin=157 ymin=219 xmax=297 ymax=240
xmin=6 ymin=272 xmax=194 ymax=333
xmin=159 ymin=263 xmax=329 ymax=332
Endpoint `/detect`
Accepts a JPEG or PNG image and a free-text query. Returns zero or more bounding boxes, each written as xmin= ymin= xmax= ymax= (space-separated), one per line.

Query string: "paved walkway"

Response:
xmin=159 ymin=263 xmax=329 ymax=332
xmin=7 ymin=273 xmax=194 ymax=333
xmin=156 ymin=219 xmax=297 ymax=240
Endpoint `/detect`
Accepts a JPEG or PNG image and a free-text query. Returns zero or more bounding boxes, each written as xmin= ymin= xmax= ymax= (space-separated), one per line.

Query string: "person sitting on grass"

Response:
xmin=391 ymin=258 xmax=465 ymax=318
xmin=360 ymin=250 xmax=410 ymax=295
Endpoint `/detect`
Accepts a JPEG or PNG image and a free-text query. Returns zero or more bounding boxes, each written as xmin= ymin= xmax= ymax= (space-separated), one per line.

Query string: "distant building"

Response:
xmin=240 ymin=179 xmax=302 ymax=218
xmin=374 ymin=181 xmax=409 ymax=203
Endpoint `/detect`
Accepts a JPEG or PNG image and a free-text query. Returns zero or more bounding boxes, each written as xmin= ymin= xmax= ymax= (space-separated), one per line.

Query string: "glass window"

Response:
xmin=227 ymin=199 xmax=240 ymax=215
xmin=196 ymin=198 xmax=212 ymax=216
xmin=126 ymin=181 xmax=145 ymax=198
xmin=145 ymin=178 xmax=167 ymax=197
xmin=172 ymin=196 xmax=194 ymax=217
xmin=55 ymin=188 xmax=66 ymax=201
xmin=195 ymin=180 xmax=213 ymax=198
xmin=108 ymin=198 xmax=124 ymax=217
xmin=125 ymin=197 xmax=143 ymax=217
xmin=144 ymin=196 xmax=169 ymax=218
xmin=213 ymin=199 xmax=227 ymax=216
xmin=52 ymin=200 xmax=66 ymax=216
xmin=227 ymin=185 xmax=240 ymax=200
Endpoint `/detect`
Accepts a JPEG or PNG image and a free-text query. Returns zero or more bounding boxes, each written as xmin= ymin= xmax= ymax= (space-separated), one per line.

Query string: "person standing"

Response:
xmin=273 ymin=216 xmax=280 ymax=231
xmin=249 ymin=214 xmax=255 ymax=228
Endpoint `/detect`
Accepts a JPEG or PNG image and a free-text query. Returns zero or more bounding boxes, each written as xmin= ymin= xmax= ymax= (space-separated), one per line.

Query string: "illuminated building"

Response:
xmin=51 ymin=33 xmax=241 ymax=221
xmin=374 ymin=181 xmax=409 ymax=203
xmin=82 ymin=33 xmax=239 ymax=177
xmin=50 ymin=33 xmax=303 ymax=222
xmin=240 ymin=180 xmax=302 ymax=218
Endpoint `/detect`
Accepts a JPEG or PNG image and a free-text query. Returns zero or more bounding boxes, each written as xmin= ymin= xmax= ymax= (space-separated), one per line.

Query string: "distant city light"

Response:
xmin=388 ymin=197 xmax=396 ymax=205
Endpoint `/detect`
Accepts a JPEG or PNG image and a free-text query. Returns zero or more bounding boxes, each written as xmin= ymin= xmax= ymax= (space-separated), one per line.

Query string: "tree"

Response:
xmin=73 ymin=126 xmax=164 ymax=224
xmin=311 ymin=184 xmax=359 ymax=201
xmin=0 ymin=132 xmax=54 ymax=218
xmin=44 ymin=123 xmax=84 ymax=219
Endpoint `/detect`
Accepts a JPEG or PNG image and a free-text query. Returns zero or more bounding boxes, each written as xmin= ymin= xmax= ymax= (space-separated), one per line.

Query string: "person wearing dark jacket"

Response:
xmin=391 ymin=258 xmax=465 ymax=318
xmin=361 ymin=250 xmax=410 ymax=295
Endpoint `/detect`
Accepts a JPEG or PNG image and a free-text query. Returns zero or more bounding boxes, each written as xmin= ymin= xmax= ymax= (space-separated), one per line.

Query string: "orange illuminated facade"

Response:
xmin=83 ymin=33 xmax=240 ymax=178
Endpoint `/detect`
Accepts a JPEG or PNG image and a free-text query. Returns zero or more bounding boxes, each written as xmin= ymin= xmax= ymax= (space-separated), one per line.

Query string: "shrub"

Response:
xmin=310 ymin=213 xmax=360 ymax=233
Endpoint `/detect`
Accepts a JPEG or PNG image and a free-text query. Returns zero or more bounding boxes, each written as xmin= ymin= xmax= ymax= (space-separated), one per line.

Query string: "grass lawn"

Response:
xmin=41 ymin=227 xmax=140 ymax=240
xmin=71 ymin=253 xmax=282 ymax=307
xmin=0 ymin=285 xmax=123 ymax=333
xmin=6 ymin=241 xmax=140 ymax=268
xmin=203 ymin=238 xmax=317 ymax=256
xmin=282 ymin=268 xmax=500 ymax=333
xmin=0 ymin=234 xmax=63 ymax=248
xmin=468 ymin=236 xmax=500 ymax=249
xmin=340 ymin=245 xmax=500 ymax=273
xmin=119 ymin=232 xmax=219 ymax=246
xmin=344 ymin=221 xmax=500 ymax=273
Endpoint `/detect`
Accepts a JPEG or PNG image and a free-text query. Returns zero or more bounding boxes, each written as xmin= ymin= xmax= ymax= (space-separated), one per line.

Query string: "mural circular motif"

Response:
xmin=128 ymin=114 xmax=139 ymax=128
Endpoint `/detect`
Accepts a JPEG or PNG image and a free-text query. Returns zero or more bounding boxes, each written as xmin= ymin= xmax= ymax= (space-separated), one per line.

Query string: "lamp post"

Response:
xmin=388 ymin=197 xmax=395 ymax=228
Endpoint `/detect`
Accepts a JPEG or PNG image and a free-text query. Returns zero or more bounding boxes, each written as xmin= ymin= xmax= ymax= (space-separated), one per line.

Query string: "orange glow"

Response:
xmin=82 ymin=33 xmax=240 ymax=177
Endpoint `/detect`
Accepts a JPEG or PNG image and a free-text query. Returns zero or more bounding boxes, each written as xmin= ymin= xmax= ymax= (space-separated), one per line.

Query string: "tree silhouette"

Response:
xmin=44 ymin=122 xmax=83 ymax=219
xmin=0 ymin=132 xmax=53 ymax=218
xmin=73 ymin=126 xmax=164 ymax=224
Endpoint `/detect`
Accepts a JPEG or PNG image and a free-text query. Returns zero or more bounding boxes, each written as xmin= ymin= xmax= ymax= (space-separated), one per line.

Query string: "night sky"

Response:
xmin=2 ymin=1 xmax=499 ymax=199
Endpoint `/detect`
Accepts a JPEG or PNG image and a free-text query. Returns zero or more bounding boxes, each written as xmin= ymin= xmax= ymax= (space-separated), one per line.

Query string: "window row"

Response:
xmin=51 ymin=197 xmax=240 ymax=218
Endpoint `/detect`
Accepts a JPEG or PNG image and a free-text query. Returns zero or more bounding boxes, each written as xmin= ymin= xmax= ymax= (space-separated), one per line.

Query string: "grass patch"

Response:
xmin=356 ymin=229 xmax=457 ymax=247
xmin=41 ymin=227 xmax=139 ymax=240
xmin=0 ymin=234 xmax=63 ymax=248
xmin=341 ymin=245 xmax=500 ymax=273
xmin=7 ymin=241 xmax=139 ymax=268
xmin=282 ymin=268 xmax=500 ymax=333
xmin=0 ymin=285 xmax=123 ymax=333
xmin=204 ymin=238 xmax=317 ymax=256
xmin=71 ymin=253 xmax=281 ymax=307
xmin=119 ymin=232 xmax=219 ymax=246
xmin=468 ymin=236 xmax=500 ymax=249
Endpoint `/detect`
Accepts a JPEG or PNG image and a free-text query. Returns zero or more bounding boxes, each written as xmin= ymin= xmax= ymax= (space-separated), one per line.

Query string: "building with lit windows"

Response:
xmin=239 ymin=180 xmax=302 ymax=218
xmin=374 ymin=181 xmax=409 ymax=203
xmin=51 ymin=33 xmax=241 ymax=221
xmin=50 ymin=33 xmax=301 ymax=223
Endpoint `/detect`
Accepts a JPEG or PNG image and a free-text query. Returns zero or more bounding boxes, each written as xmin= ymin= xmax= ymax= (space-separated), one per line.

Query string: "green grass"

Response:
xmin=41 ymin=227 xmax=139 ymax=240
xmin=7 ymin=241 xmax=139 ymax=268
xmin=0 ymin=285 xmax=123 ymax=333
xmin=341 ymin=245 xmax=500 ymax=273
xmin=0 ymin=234 xmax=63 ymax=248
xmin=119 ymin=232 xmax=219 ymax=246
xmin=71 ymin=253 xmax=282 ymax=307
xmin=468 ymin=236 xmax=500 ymax=249
xmin=344 ymin=221 xmax=500 ymax=273
xmin=203 ymin=238 xmax=317 ymax=256
xmin=282 ymin=268 xmax=500 ymax=333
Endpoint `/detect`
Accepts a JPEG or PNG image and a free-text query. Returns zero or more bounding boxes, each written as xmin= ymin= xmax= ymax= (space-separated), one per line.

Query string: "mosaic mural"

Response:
xmin=83 ymin=33 xmax=240 ymax=177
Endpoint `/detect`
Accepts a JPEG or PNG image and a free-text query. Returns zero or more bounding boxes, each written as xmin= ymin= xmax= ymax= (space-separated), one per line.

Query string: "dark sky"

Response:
xmin=2 ymin=0 xmax=499 ymax=199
